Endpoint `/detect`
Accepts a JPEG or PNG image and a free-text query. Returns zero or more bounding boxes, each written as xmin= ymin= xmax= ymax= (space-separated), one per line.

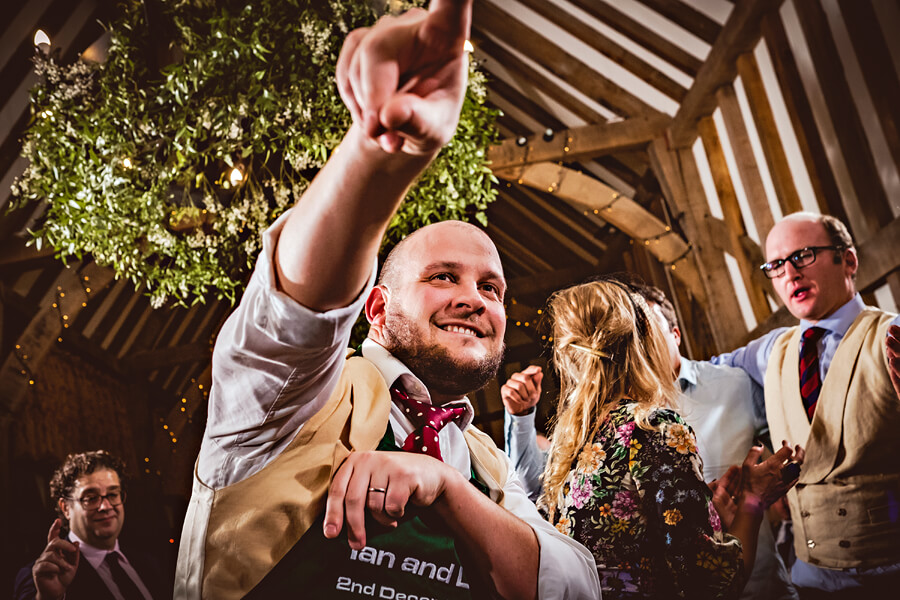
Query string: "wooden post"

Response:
xmin=735 ymin=53 xmax=803 ymax=216
xmin=648 ymin=137 xmax=749 ymax=352
xmin=698 ymin=116 xmax=772 ymax=324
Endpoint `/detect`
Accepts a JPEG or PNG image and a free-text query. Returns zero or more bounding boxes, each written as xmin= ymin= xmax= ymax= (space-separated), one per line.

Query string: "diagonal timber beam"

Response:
xmin=488 ymin=114 xmax=671 ymax=171
xmin=494 ymin=162 xmax=706 ymax=303
xmin=668 ymin=0 xmax=785 ymax=148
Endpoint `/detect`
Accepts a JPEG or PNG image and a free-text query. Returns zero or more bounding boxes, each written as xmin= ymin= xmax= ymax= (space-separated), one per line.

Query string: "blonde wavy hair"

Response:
xmin=540 ymin=279 xmax=678 ymax=519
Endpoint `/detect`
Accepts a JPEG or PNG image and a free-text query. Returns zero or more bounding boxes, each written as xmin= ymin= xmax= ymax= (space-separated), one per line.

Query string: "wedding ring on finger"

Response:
xmin=368 ymin=487 xmax=387 ymax=494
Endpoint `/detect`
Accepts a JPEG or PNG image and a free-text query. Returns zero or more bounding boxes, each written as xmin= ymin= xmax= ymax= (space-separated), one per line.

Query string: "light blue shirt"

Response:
xmin=503 ymin=409 xmax=547 ymax=502
xmin=676 ymin=358 xmax=767 ymax=482
xmin=711 ymin=293 xmax=900 ymax=591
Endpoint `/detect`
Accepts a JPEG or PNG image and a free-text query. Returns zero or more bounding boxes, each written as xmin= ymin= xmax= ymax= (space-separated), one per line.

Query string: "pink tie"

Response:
xmin=390 ymin=385 xmax=465 ymax=462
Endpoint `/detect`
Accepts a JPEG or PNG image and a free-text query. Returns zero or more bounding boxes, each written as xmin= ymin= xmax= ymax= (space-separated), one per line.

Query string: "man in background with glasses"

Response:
xmin=14 ymin=450 xmax=166 ymax=600
xmin=712 ymin=212 xmax=900 ymax=598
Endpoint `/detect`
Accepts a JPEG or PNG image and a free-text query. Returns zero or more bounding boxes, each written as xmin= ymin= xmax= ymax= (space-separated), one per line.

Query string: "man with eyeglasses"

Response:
xmin=14 ymin=450 xmax=167 ymax=600
xmin=711 ymin=212 xmax=900 ymax=598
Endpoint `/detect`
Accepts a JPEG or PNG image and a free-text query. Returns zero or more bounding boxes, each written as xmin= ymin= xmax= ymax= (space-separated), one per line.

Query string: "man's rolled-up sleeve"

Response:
xmin=501 ymin=471 xmax=601 ymax=598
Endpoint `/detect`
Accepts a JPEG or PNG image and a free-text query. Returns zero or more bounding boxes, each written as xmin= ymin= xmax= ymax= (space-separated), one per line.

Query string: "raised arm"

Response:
xmin=501 ymin=365 xmax=547 ymax=500
xmin=275 ymin=0 xmax=472 ymax=311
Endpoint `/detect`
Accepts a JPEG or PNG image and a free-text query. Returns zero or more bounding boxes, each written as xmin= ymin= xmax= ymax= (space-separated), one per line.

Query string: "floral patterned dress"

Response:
xmin=550 ymin=402 xmax=744 ymax=599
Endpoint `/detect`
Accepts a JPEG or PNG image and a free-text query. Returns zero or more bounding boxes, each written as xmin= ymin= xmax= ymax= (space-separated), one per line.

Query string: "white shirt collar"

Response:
xmin=360 ymin=338 xmax=474 ymax=430
xmin=68 ymin=529 xmax=122 ymax=571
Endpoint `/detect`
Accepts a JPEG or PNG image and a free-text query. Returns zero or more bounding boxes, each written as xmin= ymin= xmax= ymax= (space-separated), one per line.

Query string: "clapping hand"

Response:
xmin=500 ymin=365 xmax=543 ymax=416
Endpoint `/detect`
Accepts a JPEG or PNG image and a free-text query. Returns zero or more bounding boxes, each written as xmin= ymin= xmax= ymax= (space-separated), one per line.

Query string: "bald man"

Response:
xmin=712 ymin=212 xmax=900 ymax=597
xmin=174 ymin=2 xmax=599 ymax=599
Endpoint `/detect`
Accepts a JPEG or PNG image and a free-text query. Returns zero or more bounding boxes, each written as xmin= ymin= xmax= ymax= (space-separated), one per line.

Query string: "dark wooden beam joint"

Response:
xmin=668 ymin=0 xmax=787 ymax=148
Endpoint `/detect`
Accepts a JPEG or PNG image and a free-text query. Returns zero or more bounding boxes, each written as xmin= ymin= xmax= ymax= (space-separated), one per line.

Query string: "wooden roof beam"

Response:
xmin=516 ymin=0 xmax=688 ymax=102
xmin=568 ymin=0 xmax=703 ymax=77
xmin=633 ymin=0 xmax=723 ymax=46
xmin=489 ymin=114 xmax=670 ymax=170
xmin=668 ymin=0 xmax=785 ymax=148
xmin=474 ymin=0 xmax=661 ymax=119
xmin=475 ymin=38 xmax=606 ymax=125
xmin=487 ymin=79 xmax=566 ymax=131
xmin=514 ymin=186 xmax=609 ymax=254
xmin=493 ymin=161 xmax=706 ymax=303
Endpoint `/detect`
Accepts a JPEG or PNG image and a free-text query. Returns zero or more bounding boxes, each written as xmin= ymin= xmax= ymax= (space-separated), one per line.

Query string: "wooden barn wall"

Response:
xmin=651 ymin=0 xmax=900 ymax=355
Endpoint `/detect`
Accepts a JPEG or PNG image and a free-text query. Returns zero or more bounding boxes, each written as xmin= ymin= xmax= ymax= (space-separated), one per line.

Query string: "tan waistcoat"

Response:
xmin=765 ymin=308 xmax=900 ymax=569
xmin=175 ymin=354 xmax=509 ymax=600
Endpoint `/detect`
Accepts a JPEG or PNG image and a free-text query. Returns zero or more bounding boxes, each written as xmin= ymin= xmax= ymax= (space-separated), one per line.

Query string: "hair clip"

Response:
xmin=568 ymin=343 xmax=612 ymax=360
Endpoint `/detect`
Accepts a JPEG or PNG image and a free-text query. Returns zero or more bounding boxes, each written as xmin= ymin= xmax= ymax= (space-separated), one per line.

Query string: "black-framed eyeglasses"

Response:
xmin=67 ymin=490 xmax=125 ymax=510
xmin=759 ymin=245 xmax=845 ymax=279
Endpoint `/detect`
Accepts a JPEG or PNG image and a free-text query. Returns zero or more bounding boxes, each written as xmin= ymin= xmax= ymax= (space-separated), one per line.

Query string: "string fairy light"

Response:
xmin=14 ymin=344 xmax=35 ymax=385
xmin=663 ymin=244 xmax=693 ymax=271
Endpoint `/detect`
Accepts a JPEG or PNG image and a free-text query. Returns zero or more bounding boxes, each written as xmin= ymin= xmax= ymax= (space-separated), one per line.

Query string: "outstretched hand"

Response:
xmin=336 ymin=0 xmax=472 ymax=155
xmin=887 ymin=325 xmax=900 ymax=400
xmin=501 ymin=365 xmax=543 ymax=416
xmin=324 ymin=450 xmax=463 ymax=550
xmin=739 ymin=441 xmax=805 ymax=512
xmin=32 ymin=519 xmax=79 ymax=600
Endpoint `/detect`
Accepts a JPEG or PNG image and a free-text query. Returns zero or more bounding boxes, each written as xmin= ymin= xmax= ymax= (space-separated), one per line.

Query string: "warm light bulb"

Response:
xmin=122 ymin=157 xmax=133 ymax=168
xmin=229 ymin=167 xmax=243 ymax=186
xmin=34 ymin=30 xmax=50 ymax=48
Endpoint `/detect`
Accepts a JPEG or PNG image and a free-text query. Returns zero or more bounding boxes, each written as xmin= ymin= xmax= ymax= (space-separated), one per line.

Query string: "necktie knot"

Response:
xmin=391 ymin=385 xmax=466 ymax=461
xmin=802 ymin=326 xmax=826 ymax=344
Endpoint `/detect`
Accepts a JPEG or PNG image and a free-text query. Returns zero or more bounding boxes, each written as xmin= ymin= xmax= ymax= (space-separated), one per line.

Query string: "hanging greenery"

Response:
xmin=11 ymin=0 xmax=498 ymax=308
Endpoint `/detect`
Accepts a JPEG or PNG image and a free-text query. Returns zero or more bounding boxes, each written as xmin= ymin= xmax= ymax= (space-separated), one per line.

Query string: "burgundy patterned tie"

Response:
xmin=390 ymin=385 xmax=465 ymax=462
xmin=799 ymin=327 xmax=826 ymax=421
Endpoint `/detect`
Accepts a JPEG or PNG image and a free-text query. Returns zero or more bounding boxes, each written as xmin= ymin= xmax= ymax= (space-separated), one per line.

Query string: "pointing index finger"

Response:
xmin=47 ymin=518 xmax=61 ymax=544
xmin=419 ymin=0 xmax=473 ymax=49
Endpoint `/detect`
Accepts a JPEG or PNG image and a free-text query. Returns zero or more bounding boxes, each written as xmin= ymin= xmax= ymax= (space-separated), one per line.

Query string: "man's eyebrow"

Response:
xmin=421 ymin=261 xmax=461 ymax=273
xmin=79 ymin=484 xmax=121 ymax=493
xmin=422 ymin=260 xmax=506 ymax=289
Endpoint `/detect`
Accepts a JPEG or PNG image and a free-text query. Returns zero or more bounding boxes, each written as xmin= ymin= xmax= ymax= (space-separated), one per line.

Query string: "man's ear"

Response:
xmin=843 ymin=247 xmax=859 ymax=278
xmin=59 ymin=498 xmax=70 ymax=520
xmin=365 ymin=285 xmax=389 ymax=327
xmin=672 ymin=325 xmax=682 ymax=348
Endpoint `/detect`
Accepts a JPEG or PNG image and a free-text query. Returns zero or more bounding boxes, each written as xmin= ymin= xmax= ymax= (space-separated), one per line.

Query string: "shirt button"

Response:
xmin=839 ymin=540 xmax=851 ymax=548
xmin=807 ymin=539 xmax=816 ymax=548
xmin=800 ymin=511 xmax=811 ymax=518
xmin=837 ymin=508 xmax=847 ymax=516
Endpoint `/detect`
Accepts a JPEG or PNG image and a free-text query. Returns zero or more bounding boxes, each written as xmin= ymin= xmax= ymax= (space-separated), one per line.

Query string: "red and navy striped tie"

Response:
xmin=799 ymin=327 xmax=826 ymax=421
xmin=391 ymin=385 xmax=465 ymax=462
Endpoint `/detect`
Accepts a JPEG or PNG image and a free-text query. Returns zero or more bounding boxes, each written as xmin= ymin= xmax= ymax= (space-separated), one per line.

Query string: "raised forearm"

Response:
xmin=276 ymin=124 xmax=437 ymax=310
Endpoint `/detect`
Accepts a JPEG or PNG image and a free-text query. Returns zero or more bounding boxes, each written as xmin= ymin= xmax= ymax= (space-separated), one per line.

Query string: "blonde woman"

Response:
xmin=542 ymin=279 xmax=802 ymax=599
